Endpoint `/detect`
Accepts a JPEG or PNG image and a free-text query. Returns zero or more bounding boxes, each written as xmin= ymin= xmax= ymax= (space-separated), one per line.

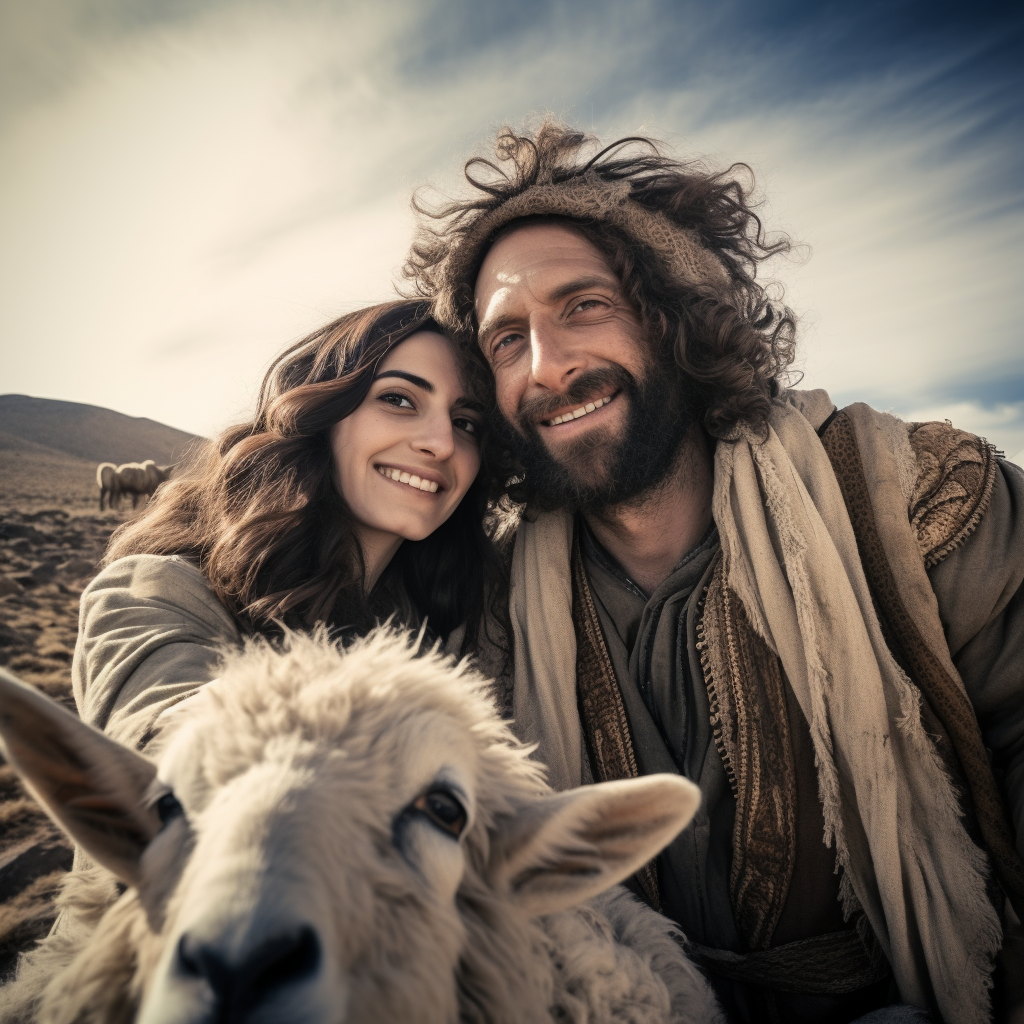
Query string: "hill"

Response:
xmin=0 ymin=394 xmax=199 ymax=465
xmin=0 ymin=395 xmax=204 ymax=513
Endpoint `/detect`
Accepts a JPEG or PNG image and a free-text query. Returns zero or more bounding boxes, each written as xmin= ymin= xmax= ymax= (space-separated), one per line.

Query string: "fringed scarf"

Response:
xmin=713 ymin=399 xmax=1000 ymax=1023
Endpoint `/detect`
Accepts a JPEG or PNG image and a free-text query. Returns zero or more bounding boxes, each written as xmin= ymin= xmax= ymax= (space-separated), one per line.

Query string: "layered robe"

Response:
xmin=504 ymin=392 xmax=1024 ymax=1024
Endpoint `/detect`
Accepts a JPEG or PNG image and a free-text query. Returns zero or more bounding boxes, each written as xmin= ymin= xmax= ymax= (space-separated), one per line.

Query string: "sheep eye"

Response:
xmin=413 ymin=788 xmax=467 ymax=839
xmin=155 ymin=791 xmax=184 ymax=826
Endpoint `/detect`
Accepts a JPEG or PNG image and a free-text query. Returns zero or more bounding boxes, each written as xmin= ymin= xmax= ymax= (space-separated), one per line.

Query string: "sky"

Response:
xmin=2 ymin=0 xmax=1022 ymax=459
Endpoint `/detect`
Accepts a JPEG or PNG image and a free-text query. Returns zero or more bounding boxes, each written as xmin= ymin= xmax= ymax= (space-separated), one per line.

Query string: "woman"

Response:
xmin=74 ymin=299 xmax=508 ymax=750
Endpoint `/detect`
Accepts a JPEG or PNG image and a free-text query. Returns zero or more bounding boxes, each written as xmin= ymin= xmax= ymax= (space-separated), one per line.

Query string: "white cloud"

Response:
xmin=0 ymin=0 xmax=1019 ymax=445
xmin=0 ymin=10 xmax=415 ymax=435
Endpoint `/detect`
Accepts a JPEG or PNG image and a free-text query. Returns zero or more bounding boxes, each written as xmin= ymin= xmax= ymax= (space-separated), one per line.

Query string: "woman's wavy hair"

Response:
xmin=105 ymin=299 xmax=507 ymax=646
xmin=404 ymin=120 xmax=798 ymax=442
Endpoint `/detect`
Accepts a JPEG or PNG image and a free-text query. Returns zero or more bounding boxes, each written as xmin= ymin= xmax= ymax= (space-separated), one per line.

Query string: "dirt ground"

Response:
xmin=0 ymin=503 xmax=119 ymax=980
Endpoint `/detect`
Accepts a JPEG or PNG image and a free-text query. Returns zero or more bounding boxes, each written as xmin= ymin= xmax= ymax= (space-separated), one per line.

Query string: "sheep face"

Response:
xmin=0 ymin=631 xmax=700 ymax=1024
xmin=136 ymin=653 xmax=488 ymax=1024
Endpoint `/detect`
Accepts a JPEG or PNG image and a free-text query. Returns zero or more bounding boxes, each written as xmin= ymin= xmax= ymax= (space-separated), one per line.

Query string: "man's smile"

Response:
xmin=538 ymin=390 xmax=619 ymax=429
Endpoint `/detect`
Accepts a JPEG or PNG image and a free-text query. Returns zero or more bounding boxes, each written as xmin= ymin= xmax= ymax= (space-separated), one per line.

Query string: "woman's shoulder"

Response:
xmin=84 ymin=554 xmax=239 ymax=637
xmin=87 ymin=552 xmax=209 ymax=598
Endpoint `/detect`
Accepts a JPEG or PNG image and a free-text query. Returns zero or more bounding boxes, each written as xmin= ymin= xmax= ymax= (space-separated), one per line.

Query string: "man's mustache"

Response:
xmin=514 ymin=367 xmax=629 ymax=431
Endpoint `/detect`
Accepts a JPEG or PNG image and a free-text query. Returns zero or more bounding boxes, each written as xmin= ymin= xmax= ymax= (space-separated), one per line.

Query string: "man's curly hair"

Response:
xmin=403 ymin=121 xmax=797 ymax=439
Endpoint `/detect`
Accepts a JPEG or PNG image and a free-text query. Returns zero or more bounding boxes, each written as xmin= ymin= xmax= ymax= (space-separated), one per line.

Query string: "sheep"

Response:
xmin=0 ymin=628 xmax=723 ymax=1024
xmin=113 ymin=461 xmax=151 ymax=510
xmin=144 ymin=461 xmax=173 ymax=496
xmin=105 ymin=461 xmax=173 ymax=511
xmin=95 ymin=463 xmax=118 ymax=512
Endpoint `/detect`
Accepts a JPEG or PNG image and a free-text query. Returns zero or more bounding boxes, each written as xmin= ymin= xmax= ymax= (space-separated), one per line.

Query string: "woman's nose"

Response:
xmin=415 ymin=417 xmax=456 ymax=460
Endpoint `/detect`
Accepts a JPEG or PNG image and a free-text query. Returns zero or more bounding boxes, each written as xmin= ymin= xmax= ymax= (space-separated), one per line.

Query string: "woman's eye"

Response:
xmin=412 ymin=788 xmax=468 ymax=839
xmin=454 ymin=417 xmax=480 ymax=437
xmin=380 ymin=392 xmax=415 ymax=409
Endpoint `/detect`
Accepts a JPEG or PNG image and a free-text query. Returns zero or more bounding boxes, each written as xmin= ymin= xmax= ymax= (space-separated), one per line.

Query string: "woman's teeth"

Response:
xmin=547 ymin=394 xmax=613 ymax=426
xmin=377 ymin=466 xmax=439 ymax=493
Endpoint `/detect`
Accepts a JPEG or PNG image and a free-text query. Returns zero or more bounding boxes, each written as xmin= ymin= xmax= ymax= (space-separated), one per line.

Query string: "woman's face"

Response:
xmin=330 ymin=331 xmax=483 ymax=555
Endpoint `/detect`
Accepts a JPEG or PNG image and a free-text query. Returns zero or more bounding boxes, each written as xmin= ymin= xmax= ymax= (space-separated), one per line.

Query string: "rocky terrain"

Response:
xmin=0 ymin=508 xmax=117 ymax=978
xmin=0 ymin=395 xmax=201 ymax=981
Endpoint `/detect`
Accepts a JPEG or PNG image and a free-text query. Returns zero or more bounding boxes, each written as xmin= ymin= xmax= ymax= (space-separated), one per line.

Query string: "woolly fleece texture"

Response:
xmin=0 ymin=630 xmax=721 ymax=1024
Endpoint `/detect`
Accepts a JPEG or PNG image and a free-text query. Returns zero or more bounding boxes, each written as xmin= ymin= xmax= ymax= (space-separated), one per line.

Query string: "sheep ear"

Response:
xmin=0 ymin=667 xmax=160 ymax=886
xmin=488 ymin=774 xmax=700 ymax=916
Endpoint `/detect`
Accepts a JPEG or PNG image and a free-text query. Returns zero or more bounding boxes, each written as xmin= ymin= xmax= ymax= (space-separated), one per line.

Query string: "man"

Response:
xmin=405 ymin=123 xmax=1024 ymax=1024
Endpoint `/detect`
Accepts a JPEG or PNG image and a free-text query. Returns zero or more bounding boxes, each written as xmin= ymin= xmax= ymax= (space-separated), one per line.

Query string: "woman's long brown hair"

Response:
xmin=105 ymin=299 xmax=507 ymax=644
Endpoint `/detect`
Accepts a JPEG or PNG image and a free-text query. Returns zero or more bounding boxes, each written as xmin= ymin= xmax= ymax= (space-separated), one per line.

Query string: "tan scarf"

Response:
xmin=509 ymin=395 xmax=1002 ymax=1022
xmin=714 ymin=399 xmax=1000 ymax=1023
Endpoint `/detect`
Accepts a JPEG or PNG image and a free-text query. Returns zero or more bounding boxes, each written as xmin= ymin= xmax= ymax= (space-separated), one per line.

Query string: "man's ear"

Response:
xmin=0 ymin=667 xmax=161 ymax=886
xmin=488 ymin=774 xmax=700 ymax=916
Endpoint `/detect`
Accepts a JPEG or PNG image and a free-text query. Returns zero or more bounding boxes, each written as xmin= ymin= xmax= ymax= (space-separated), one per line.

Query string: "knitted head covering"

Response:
xmin=429 ymin=171 xmax=731 ymax=328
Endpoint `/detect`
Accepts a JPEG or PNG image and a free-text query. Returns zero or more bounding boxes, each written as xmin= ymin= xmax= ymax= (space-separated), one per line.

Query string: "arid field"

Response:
xmin=0 ymin=394 xmax=199 ymax=979
xmin=0 ymin=507 xmax=117 ymax=977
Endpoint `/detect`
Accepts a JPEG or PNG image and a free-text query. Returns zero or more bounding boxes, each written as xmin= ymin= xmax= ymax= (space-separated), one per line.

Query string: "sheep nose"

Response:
xmin=176 ymin=924 xmax=320 ymax=1017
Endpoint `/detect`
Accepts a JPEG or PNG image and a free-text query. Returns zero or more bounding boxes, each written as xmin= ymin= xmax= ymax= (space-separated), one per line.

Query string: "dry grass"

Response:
xmin=0 ymin=870 xmax=70 ymax=977
xmin=0 ymin=398 xmax=200 ymax=979
xmin=0 ymin=505 xmax=118 ymax=980
xmin=0 ymin=451 xmax=99 ymax=515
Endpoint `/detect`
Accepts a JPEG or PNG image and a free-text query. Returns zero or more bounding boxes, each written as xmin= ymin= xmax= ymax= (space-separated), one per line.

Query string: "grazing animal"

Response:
xmin=144 ymin=461 xmax=173 ymax=497
xmin=113 ymin=461 xmax=149 ymax=509
xmin=95 ymin=463 xmax=118 ymax=512
xmin=106 ymin=461 xmax=173 ymax=511
xmin=0 ymin=630 xmax=722 ymax=1024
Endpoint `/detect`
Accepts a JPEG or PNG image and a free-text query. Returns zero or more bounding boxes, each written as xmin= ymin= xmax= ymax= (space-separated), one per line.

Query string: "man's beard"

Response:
xmin=495 ymin=363 xmax=699 ymax=515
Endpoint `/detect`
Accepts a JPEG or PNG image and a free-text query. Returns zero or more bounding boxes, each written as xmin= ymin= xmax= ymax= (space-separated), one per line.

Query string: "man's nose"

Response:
xmin=529 ymin=318 xmax=585 ymax=392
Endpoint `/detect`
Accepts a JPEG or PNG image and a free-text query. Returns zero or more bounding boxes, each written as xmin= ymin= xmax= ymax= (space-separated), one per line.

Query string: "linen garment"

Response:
xmin=505 ymin=394 xmax=1024 ymax=1024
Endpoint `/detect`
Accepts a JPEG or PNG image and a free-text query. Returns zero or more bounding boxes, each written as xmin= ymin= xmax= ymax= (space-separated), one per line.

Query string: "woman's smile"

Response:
xmin=375 ymin=464 xmax=444 ymax=494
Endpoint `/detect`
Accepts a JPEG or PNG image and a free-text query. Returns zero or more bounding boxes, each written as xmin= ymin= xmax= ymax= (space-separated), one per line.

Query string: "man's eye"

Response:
xmin=492 ymin=332 xmax=522 ymax=354
xmin=380 ymin=392 xmax=415 ymax=409
xmin=571 ymin=298 xmax=604 ymax=314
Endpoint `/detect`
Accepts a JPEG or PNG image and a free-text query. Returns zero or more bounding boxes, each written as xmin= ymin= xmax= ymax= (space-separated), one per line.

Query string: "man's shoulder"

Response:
xmin=780 ymin=387 xmax=836 ymax=432
xmin=826 ymin=401 xmax=1000 ymax=569
xmin=903 ymin=416 xmax=1001 ymax=568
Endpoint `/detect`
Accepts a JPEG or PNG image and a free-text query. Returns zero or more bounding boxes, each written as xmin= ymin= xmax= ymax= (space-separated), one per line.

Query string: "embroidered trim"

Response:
xmin=698 ymin=557 xmax=799 ymax=951
xmin=820 ymin=411 xmax=1024 ymax=917
xmin=906 ymin=420 xmax=999 ymax=568
xmin=570 ymin=536 xmax=660 ymax=910
xmin=696 ymin=574 xmax=738 ymax=801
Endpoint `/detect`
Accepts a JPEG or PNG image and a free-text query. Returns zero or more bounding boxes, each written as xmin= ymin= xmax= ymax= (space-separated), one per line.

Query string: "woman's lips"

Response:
xmin=375 ymin=465 xmax=442 ymax=493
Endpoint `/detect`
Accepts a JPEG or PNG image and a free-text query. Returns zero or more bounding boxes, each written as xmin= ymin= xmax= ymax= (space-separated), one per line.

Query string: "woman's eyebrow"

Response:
xmin=374 ymin=369 xmax=433 ymax=392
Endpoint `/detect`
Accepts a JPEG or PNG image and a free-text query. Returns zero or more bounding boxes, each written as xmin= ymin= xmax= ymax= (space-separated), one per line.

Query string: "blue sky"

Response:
xmin=2 ymin=0 xmax=1022 ymax=456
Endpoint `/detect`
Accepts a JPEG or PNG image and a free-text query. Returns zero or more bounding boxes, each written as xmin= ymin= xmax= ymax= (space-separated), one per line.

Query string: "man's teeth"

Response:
xmin=377 ymin=466 xmax=439 ymax=492
xmin=547 ymin=394 xmax=613 ymax=426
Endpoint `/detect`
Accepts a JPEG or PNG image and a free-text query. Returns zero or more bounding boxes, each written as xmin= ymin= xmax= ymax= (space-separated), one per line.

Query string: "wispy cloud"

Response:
xmin=1 ymin=0 xmax=1020 ymax=460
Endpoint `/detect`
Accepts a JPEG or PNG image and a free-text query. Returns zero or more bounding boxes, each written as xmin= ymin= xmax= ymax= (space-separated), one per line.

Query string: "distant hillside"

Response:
xmin=0 ymin=395 xmax=201 ymax=466
xmin=0 ymin=395 xmax=205 ymax=512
